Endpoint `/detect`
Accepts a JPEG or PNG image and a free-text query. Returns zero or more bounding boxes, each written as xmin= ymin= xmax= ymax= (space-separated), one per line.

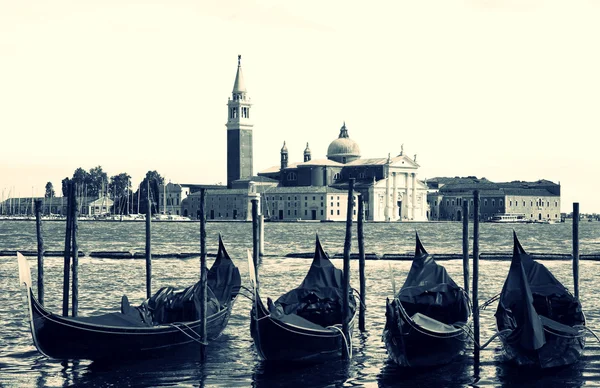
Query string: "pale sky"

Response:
xmin=1 ymin=1 xmax=599 ymax=213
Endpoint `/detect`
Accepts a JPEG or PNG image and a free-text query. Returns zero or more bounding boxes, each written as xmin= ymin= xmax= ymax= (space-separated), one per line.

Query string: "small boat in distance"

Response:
xmin=383 ymin=233 xmax=471 ymax=367
xmin=494 ymin=232 xmax=586 ymax=368
xmin=17 ymin=235 xmax=241 ymax=361
xmin=250 ymin=235 xmax=357 ymax=362
xmin=488 ymin=213 xmax=529 ymax=223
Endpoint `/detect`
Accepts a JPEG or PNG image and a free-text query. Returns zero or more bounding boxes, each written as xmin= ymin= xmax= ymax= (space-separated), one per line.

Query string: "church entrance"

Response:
xmin=279 ymin=210 xmax=284 ymax=220
xmin=397 ymin=201 xmax=402 ymax=218
xmin=311 ymin=210 xmax=317 ymax=220
xmin=457 ymin=210 xmax=462 ymax=221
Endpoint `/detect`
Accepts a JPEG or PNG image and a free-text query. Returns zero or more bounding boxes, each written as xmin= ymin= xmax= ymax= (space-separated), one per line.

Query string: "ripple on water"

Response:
xmin=1 ymin=220 xmax=600 ymax=387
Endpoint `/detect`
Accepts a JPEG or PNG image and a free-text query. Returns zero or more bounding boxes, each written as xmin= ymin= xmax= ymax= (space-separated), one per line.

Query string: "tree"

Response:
xmin=71 ymin=168 xmax=90 ymax=195
xmin=61 ymin=177 xmax=70 ymax=197
xmin=136 ymin=170 xmax=164 ymax=215
xmin=88 ymin=166 xmax=108 ymax=197
xmin=44 ymin=182 xmax=55 ymax=198
xmin=109 ymin=173 xmax=132 ymax=214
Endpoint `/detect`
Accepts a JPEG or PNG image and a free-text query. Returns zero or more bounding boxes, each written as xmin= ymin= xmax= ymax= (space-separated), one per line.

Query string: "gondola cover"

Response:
xmin=383 ymin=233 xmax=470 ymax=367
xmin=268 ymin=235 xmax=355 ymax=327
xmin=396 ymin=234 xmax=469 ymax=327
xmin=495 ymin=232 xmax=585 ymax=367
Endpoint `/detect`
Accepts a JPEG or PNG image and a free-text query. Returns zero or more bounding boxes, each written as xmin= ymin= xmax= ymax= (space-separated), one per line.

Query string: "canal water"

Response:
xmin=1 ymin=220 xmax=600 ymax=387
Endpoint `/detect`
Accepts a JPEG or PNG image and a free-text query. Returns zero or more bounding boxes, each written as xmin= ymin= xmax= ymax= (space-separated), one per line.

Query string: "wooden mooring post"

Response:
xmin=62 ymin=181 xmax=73 ymax=317
xmin=259 ymin=213 xmax=265 ymax=257
xmin=472 ymin=190 xmax=480 ymax=359
xmin=199 ymin=188 xmax=208 ymax=360
xmin=145 ymin=180 xmax=152 ymax=299
xmin=71 ymin=185 xmax=79 ymax=317
xmin=462 ymin=200 xmax=469 ymax=295
xmin=251 ymin=199 xmax=260 ymax=274
xmin=342 ymin=178 xmax=355 ymax=359
xmin=34 ymin=199 xmax=44 ymax=305
xmin=573 ymin=202 xmax=580 ymax=300
xmin=357 ymin=195 xmax=366 ymax=332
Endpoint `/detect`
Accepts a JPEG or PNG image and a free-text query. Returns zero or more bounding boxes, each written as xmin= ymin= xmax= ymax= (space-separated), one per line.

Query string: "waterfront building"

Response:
xmin=258 ymin=123 xmax=429 ymax=221
xmin=0 ymin=196 xmax=113 ymax=216
xmin=426 ymin=177 xmax=561 ymax=222
xmin=177 ymin=57 xmax=428 ymax=222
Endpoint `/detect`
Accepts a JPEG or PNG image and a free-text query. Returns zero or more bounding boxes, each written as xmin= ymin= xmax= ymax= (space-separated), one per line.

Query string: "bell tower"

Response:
xmin=226 ymin=55 xmax=253 ymax=188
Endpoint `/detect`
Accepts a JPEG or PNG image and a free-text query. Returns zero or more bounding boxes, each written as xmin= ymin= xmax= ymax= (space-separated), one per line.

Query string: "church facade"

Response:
xmin=257 ymin=123 xmax=429 ymax=221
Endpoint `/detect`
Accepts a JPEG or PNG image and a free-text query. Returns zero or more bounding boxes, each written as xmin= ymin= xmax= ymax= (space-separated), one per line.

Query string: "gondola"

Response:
xmin=383 ymin=233 xmax=471 ymax=367
xmin=495 ymin=232 xmax=585 ymax=368
xmin=17 ymin=235 xmax=241 ymax=361
xmin=250 ymin=235 xmax=357 ymax=362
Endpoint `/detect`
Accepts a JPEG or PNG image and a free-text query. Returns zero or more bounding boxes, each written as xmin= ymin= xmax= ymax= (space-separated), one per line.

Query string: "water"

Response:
xmin=0 ymin=220 xmax=599 ymax=387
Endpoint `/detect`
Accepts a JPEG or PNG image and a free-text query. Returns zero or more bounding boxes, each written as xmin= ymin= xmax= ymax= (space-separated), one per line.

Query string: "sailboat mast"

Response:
xmin=127 ymin=178 xmax=130 ymax=215
xmin=137 ymin=182 xmax=140 ymax=214
xmin=163 ymin=182 xmax=166 ymax=215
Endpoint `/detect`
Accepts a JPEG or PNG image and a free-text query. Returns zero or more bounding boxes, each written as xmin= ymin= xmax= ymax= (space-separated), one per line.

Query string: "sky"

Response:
xmin=1 ymin=1 xmax=599 ymax=213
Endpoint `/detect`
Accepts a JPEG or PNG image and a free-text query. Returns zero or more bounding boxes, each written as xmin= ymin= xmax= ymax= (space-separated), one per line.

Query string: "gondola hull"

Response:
xmin=28 ymin=289 xmax=236 ymax=361
xmin=499 ymin=329 xmax=585 ymax=368
xmin=251 ymin=295 xmax=355 ymax=362
xmin=383 ymin=299 xmax=469 ymax=367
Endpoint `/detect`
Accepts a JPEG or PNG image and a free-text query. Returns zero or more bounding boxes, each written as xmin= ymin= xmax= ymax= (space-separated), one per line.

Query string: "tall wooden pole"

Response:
xmin=462 ymin=200 xmax=470 ymax=294
xmin=258 ymin=214 xmax=265 ymax=257
xmin=342 ymin=178 xmax=355 ymax=359
xmin=573 ymin=202 xmax=580 ymax=300
xmin=71 ymin=184 xmax=79 ymax=317
xmin=199 ymin=188 xmax=207 ymax=361
xmin=251 ymin=199 xmax=260 ymax=275
xmin=357 ymin=195 xmax=366 ymax=332
xmin=34 ymin=199 xmax=44 ymax=305
xmin=62 ymin=181 xmax=72 ymax=317
xmin=145 ymin=180 xmax=152 ymax=299
xmin=472 ymin=190 xmax=480 ymax=359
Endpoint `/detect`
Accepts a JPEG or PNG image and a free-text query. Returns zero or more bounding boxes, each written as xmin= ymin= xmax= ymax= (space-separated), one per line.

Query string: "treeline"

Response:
xmin=44 ymin=166 xmax=165 ymax=214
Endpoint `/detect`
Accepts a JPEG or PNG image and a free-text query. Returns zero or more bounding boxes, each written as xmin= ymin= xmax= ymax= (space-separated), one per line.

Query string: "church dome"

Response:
xmin=327 ymin=123 xmax=360 ymax=164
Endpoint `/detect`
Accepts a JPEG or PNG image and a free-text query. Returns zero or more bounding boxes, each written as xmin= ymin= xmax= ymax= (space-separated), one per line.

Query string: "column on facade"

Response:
xmin=411 ymin=173 xmax=417 ymax=220
xmin=392 ymin=172 xmax=398 ymax=221
xmin=384 ymin=171 xmax=391 ymax=221
xmin=404 ymin=172 xmax=409 ymax=220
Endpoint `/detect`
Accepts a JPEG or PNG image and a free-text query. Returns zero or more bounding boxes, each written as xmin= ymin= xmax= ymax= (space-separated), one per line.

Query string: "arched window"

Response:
xmin=287 ymin=172 xmax=297 ymax=181
xmin=333 ymin=173 xmax=340 ymax=180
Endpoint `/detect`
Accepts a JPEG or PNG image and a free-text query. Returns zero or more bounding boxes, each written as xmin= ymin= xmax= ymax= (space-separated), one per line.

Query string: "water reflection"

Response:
xmin=252 ymin=360 xmax=350 ymax=388
xmin=377 ymin=354 xmax=472 ymax=388
xmin=495 ymin=359 xmax=585 ymax=388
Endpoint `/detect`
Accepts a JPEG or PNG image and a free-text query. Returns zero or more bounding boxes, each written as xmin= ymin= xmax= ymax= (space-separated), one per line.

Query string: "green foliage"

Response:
xmin=44 ymin=182 xmax=55 ymax=198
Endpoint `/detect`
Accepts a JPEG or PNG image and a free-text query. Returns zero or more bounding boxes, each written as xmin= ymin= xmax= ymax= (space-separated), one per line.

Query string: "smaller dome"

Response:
xmin=327 ymin=123 xmax=360 ymax=163
xmin=281 ymin=141 xmax=288 ymax=153
xmin=304 ymin=142 xmax=311 ymax=154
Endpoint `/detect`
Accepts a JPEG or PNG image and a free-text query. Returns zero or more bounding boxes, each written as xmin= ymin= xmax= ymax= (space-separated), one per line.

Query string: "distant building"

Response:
xmin=175 ymin=56 xmax=428 ymax=222
xmin=159 ymin=182 xmax=227 ymax=215
xmin=426 ymin=177 xmax=561 ymax=222
xmin=258 ymin=123 xmax=429 ymax=221
xmin=0 ymin=196 xmax=113 ymax=216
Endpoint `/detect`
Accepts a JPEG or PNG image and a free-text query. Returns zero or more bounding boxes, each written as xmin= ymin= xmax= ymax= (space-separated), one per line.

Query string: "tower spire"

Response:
xmin=232 ymin=54 xmax=246 ymax=93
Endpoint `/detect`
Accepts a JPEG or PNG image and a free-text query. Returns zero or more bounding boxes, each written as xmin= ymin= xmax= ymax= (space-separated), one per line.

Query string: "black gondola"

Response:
xmin=495 ymin=232 xmax=585 ymax=368
xmin=383 ymin=233 xmax=471 ymax=367
xmin=17 ymin=236 xmax=241 ymax=361
xmin=250 ymin=235 xmax=357 ymax=362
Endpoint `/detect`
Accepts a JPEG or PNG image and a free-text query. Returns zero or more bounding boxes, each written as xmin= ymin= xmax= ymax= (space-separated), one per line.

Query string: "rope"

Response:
xmin=169 ymin=323 xmax=207 ymax=345
xmin=477 ymin=329 xmax=512 ymax=350
xmin=478 ymin=293 xmax=501 ymax=312
xmin=584 ymin=326 xmax=600 ymax=343
xmin=327 ymin=324 xmax=352 ymax=359
xmin=352 ymin=288 xmax=367 ymax=310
